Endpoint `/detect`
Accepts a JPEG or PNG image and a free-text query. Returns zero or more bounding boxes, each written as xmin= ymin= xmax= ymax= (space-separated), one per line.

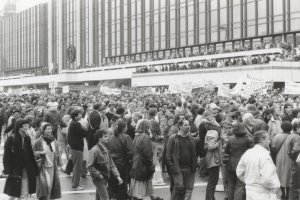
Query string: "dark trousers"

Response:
xmin=108 ymin=162 xmax=129 ymax=200
xmin=289 ymin=185 xmax=300 ymax=200
xmin=205 ymin=166 xmax=220 ymax=200
xmin=227 ymin=170 xmax=245 ymax=200
xmin=93 ymin=179 xmax=109 ymax=200
xmin=171 ymin=168 xmax=195 ymax=200
xmin=199 ymin=158 xmax=207 ymax=177
xmin=71 ymin=149 xmax=83 ymax=188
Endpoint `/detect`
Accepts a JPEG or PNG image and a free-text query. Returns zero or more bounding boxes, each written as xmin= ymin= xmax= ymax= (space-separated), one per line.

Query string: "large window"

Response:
xmin=179 ymin=0 xmax=186 ymax=47
xmin=290 ymin=0 xmax=300 ymax=31
xmin=154 ymin=0 xmax=160 ymax=50
xmin=199 ymin=0 xmax=206 ymax=44
xmin=131 ymin=0 xmax=136 ymax=54
xmin=273 ymin=0 xmax=283 ymax=33
xmin=232 ymin=0 xmax=241 ymax=39
xmin=170 ymin=3 xmax=176 ymax=48
xmin=187 ymin=0 xmax=194 ymax=46
xmin=219 ymin=0 xmax=228 ymax=41
xmin=145 ymin=1 xmax=150 ymax=51
xmin=257 ymin=0 xmax=267 ymax=35
xmin=136 ymin=0 xmax=142 ymax=52
xmin=247 ymin=0 xmax=255 ymax=37
xmin=210 ymin=0 xmax=218 ymax=42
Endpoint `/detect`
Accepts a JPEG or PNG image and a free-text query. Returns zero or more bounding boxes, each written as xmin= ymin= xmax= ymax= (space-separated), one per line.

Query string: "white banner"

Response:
xmin=100 ymin=86 xmax=121 ymax=95
xmin=62 ymin=86 xmax=69 ymax=94
xmin=285 ymin=81 xmax=300 ymax=94
xmin=218 ymin=74 xmax=266 ymax=98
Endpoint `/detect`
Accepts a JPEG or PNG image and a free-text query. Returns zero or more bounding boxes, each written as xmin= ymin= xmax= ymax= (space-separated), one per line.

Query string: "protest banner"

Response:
xmin=62 ymin=86 xmax=69 ymax=94
xmin=100 ymin=86 xmax=122 ymax=95
xmin=285 ymin=81 xmax=300 ymax=94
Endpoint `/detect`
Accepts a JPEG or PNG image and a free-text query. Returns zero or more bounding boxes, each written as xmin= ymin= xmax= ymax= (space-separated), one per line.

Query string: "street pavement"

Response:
xmin=0 ymin=142 xmax=225 ymax=200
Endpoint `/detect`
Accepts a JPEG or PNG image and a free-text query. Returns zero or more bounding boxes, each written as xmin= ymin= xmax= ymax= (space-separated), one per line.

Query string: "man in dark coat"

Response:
xmin=166 ymin=119 xmax=198 ymax=199
xmin=3 ymin=119 xmax=39 ymax=199
xmin=88 ymin=103 xmax=101 ymax=150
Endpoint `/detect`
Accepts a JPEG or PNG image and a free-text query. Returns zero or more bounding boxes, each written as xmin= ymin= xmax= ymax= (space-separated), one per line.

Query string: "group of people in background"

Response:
xmin=1 ymin=89 xmax=300 ymax=200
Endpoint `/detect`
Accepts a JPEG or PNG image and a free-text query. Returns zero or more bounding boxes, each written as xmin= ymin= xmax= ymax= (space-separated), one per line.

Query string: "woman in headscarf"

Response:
xmin=33 ymin=123 xmax=62 ymax=200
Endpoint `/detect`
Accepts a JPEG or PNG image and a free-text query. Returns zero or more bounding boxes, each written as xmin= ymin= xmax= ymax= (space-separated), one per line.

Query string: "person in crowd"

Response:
xmin=25 ymin=115 xmax=37 ymax=145
xmin=166 ymin=119 xmax=198 ymax=200
xmin=268 ymin=106 xmax=282 ymax=139
xmin=242 ymin=113 xmax=255 ymax=135
xmin=43 ymin=106 xmax=60 ymax=139
xmin=281 ymin=103 xmax=293 ymax=122
xmin=292 ymin=108 xmax=300 ymax=120
xmin=271 ymin=121 xmax=293 ymax=200
xmin=107 ymin=114 xmax=121 ymax=138
xmin=130 ymin=120 xmax=162 ymax=200
xmin=225 ymin=123 xmax=253 ymax=200
xmin=108 ymin=119 xmax=134 ymax=200
xmin=87 ymin=129 xmax=123 ymax=200
xmin=194 ymin=107 xmax=205 ymax=131
xmin=203 ymin=111 xmax=223 ymax=200
xmin=60 ymin=114 xmax=71 ymax=160
xmin=87 ymin=103 xmax=101 ymax=150
xmin=236 ymin=131 xmax=280 ymax=200
xmin=99 ymin=102 xmax=109 ymax=132
xmin=252 ymin=108 xmax=271 ymax=133
xmin=33 ymin=100 xmax=45 ymax=124
xmin=68 ymin=109 xmax=88 ymax=190
xmin=33 ymin=123 xmax=62 ymax=200
xmin=287 ymin=119 xmax=300 ymax=199
xmin=157 ymin=103 xmax=168 ymax=124
xmin=3 ymin=119 xmax=39 ymax=200
xmin=4 ymin=109 xmax=21 ymax=138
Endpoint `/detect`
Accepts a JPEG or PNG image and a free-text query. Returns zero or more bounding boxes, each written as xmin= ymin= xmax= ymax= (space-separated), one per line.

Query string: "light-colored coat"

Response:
xmin=33 ymin=137 xmax=62 ymax=199
xmin=236 ymin=145 xmax=280 ymax=199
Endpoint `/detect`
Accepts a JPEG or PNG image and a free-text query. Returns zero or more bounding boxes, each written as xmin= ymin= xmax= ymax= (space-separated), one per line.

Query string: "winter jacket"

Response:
xmin=3 ymin=134 xmax=39 ymax=197
xmin=166 ymin=133 xmax=198 ymax=175
xmin=88 ymin=143 xmax=120 ymax=181
xmin=33 ymin=137 xmax=62 ymax=199
xmin=236 ymin=145 xmax=280 ymax=194
xmin=225 ymin=135 xmax=252 ymax=171
xmin=131 ymin=133 xmax=155 ymax=181
xmin=68 ymin=120 xmax=88 ymax=151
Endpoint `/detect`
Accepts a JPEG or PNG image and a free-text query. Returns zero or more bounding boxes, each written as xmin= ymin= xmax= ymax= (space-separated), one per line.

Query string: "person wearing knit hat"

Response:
xmin=225 ymin=123 xmax=253 ymax=200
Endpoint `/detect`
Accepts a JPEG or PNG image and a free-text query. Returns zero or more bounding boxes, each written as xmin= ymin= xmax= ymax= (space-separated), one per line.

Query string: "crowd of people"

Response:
xmin=0 ymin=89 xmax=300 ymax=200
xmin=135 ymin=51 xmax=300 ymax=73
xmin=2 ymin=41 xmax=299 ymax=78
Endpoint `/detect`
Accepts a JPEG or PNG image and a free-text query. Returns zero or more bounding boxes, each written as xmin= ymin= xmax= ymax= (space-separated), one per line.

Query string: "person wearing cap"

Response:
xmin=3 ymin=119 xmax=39 ymax=199
xmin=225 ymin=123 xmax=253 ymax=200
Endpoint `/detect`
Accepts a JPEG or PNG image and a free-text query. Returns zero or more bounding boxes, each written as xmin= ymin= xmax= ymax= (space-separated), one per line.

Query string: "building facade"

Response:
xmin=0 ymin=0 xmax=300 ymax=74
